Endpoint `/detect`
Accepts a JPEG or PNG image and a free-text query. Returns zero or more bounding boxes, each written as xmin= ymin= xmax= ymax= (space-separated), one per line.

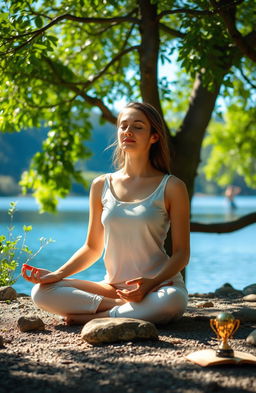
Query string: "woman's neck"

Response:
xmin=120 ymin=155 xmax=159 ymax=178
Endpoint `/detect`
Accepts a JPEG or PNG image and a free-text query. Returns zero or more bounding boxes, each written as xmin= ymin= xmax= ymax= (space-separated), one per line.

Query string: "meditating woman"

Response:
xmin=22 ymin=102 xmax=190 ymax=325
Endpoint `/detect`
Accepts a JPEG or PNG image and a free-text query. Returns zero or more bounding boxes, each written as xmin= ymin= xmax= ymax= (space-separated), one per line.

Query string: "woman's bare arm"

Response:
xmin=22 ymin=175 xmax=106 ymax=284
xmin=154 ymin=175 xmax=190 ymax=283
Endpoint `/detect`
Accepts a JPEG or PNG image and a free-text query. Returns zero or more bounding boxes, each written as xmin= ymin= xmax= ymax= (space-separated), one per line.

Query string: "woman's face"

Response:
xmin=117 ymin=108 xmax=158 ymax=154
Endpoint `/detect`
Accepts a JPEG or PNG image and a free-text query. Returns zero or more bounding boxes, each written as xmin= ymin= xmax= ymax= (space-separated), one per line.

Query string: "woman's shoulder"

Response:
xmin=166 ymin=175 xmax=189 ymax=197
xmin=90 ymin=174 xmax=109 ymax=196
xmin=92 ymin=173 xmax=108 ymax=185
xmin=164 ymin=175 xmax=190 ymax=212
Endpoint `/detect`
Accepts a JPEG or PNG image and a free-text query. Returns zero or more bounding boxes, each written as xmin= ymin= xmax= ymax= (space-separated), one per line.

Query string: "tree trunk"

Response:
xmin=138 ymin=0 xmax=175 ymax=161
xmin=170 ymin=75 xmax=222 ymax=282
xmin=138 ymin=0 xmax=162 ymax=115
xmin=171 ymin=74 xmax=222 ymax=200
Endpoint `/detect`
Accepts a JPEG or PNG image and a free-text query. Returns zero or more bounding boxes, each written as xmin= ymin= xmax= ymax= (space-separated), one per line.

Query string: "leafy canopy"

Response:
xmin=0 ymin=0 xmax=256 ymax=211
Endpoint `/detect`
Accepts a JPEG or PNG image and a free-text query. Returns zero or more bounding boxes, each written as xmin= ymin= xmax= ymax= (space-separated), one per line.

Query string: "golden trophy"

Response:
xmin=210 ymin=312 xmax=240 ymax=358
xmin=186 ymin=312 xmax=256 ymax=367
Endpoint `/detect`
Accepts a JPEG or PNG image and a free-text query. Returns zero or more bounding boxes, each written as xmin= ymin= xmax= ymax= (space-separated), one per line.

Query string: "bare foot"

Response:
xmin=64 ymin=314 xmax=95 ymax=325
xmin=64 ymin=299 xmax=126 ymax=325
xmin=64 ymin=309 xmax=112 ymax=325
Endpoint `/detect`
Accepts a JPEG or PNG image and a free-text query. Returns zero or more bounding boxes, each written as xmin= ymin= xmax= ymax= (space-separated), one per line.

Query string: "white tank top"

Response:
xmin=101 ymin=173 xmax=185 ymax=287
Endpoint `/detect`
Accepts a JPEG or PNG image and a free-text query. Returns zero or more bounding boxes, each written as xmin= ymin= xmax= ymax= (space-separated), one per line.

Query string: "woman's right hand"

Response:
xmin=21 ymin=264 xmax=63 ymax=285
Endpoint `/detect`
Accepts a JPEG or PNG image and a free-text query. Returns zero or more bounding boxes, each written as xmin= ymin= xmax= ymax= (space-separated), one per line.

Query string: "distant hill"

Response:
xmin=0 ymin=113 xmax=116 ymax=195
xmin=0 ymin=127 xmax=47 ymax=181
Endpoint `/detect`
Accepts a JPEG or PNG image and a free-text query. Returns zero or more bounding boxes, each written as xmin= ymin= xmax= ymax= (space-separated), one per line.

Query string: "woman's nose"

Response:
xmin=124 ymin=126 xmax=133 ymax=135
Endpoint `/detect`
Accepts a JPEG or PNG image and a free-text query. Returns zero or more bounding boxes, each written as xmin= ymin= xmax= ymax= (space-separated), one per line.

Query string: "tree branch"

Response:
xmin=27 ymin=3 xmax=53 ymax=21
xmin=159 ymin=23 xmax=185 ymax=39
xmin=11 ymin=65 xmax=117 ymax=125
xmin=239 ymin=66 xmax=256 ymax=89
xmin=34 ymin=58 xmax=117 ymax=124
xmin=210 ymin=0 xmax=256 ymax=62
xmin=82 ymin=94 xmax=117 ymax=124
xmin=66 ymin=85 xmax=117 ymax=124
xmin=83 ymin=22 xmax=122 ymax=36
xmin=83 ymin=8 xmax=138 ymax=37
xmin=15 ymin=56 xmax=116 ymax=125
xmin=157 ymin=1 xmax=245 ymax=20
xmin=0 ymin=12 xmax=140 ymax=56
xmin=114 ymin=24 xmax=137 ymax=76
xmin=80 ymin=45 xmax=140 ymax=88
xmin=191 ymin=212 xmax=256 ymax=233
xmin=42 ymin=44 xmax=139 ymax=91
xmin=157 ymin=8 xmax=212 ymax=19
xmin=22 ymin=94 xmax=78 ymax=110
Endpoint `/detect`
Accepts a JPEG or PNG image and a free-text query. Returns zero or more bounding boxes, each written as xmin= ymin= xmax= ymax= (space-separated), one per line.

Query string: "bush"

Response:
xmin=0 ymin=201 xmax=54 ymax=286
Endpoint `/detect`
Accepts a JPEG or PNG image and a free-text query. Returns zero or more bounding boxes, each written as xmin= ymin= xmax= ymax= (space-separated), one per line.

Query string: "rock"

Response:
xmin=214 ymin=283 xmax=242 ymax=298
xmin=196 ymin=301 xmax=214 ymax=308
xmin=246 ymin=329 xmax=256 ymax=346
xmin=0 ymin=336 xmax=4 ymax=348
xmin=17 ymin=316 xmax=45 ymax=332
xmin=81 ymin=317 xmax=159 ymax=344
xmin=243 ymin=284 xmax=256 ymax=296
xmin=243 ymin=294 xmax=256 ymax=302
xmin=189 ymin=293 xmax=215 ymax=299
xmin=233 ymin=308 xmax=256 ymax=322
xmin=17 ymin=293 xmax=30 ymax=298
xmin=0 ymin=286 xmax=17 ymax=301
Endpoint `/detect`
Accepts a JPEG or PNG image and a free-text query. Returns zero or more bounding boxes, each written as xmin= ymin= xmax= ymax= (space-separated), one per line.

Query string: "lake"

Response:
xmin=0 ymin=195 xmax=255 ymax=295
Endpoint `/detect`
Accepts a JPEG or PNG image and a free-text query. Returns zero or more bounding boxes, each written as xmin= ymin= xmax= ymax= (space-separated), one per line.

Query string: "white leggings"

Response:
xmin=31 ymin=280 xmax=188 ymax=324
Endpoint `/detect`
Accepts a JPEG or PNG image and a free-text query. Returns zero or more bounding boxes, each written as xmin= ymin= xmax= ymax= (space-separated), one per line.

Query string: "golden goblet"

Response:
xmin=210 ymin=312 xmax=240 ymax=358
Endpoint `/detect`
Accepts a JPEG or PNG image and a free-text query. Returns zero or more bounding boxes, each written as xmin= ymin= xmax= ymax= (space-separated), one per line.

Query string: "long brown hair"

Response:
xmin=112 ymin=102 xmax=172 ymax=173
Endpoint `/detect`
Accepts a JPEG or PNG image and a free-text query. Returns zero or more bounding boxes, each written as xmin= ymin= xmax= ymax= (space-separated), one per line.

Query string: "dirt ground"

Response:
xmin=0 ymin=293 xmax=256 ymax=393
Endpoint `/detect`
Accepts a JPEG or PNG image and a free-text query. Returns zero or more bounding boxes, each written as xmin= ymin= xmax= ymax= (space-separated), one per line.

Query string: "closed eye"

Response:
xmin=119 ymin=125 xmax=143 ymax=130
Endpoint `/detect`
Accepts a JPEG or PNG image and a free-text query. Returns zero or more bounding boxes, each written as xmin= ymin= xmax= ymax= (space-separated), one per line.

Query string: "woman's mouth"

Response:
xmin=123 ymin=138 xmax=135 ymax=143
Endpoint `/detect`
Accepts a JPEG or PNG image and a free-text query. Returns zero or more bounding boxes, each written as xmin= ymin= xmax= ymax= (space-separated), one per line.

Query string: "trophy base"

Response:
xmin=216 ymin=348 xmax=234 ymax=358
xmin=186 ymin=349 xmax=256 ymax=367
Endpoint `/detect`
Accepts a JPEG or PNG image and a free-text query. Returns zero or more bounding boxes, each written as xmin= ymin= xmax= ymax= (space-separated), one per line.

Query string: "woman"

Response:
xmin=22 ymin=102 xmax=190 ymax=325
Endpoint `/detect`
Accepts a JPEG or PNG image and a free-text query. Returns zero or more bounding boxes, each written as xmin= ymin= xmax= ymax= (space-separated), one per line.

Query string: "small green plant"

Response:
xmin=0 ymin=201 xmax=54 ymax=286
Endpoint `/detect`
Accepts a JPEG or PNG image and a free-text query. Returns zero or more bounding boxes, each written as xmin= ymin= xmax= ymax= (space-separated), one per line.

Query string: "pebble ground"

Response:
xmin=0 ymin=294 xmax=256 ymax=393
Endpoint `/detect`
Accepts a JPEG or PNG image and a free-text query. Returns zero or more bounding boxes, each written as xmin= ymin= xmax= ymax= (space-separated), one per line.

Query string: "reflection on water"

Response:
xmin=0 ymin=196 xmax=255 ymax=295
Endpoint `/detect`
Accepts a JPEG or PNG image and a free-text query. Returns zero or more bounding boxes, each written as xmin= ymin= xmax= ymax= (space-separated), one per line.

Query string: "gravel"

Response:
xmin=0 ymin=294 xmax=256 ymax=393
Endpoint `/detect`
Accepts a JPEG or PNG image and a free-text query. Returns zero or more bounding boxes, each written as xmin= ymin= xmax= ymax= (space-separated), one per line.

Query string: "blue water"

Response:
xmin=0 ymin=195 xmax=255 ymax=295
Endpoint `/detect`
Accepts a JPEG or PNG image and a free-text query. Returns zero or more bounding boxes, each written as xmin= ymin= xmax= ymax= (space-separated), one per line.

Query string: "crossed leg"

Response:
xmin=65 ymin=285 xmax=188 ymax=325
xmin=31 ymin=279 xmax=188 ymax=326
xmin=31 ymin=278 xmax=125 ymax=320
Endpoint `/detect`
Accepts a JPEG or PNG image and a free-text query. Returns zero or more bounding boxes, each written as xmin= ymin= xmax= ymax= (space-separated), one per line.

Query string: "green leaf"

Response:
xmin=34 ymin=43 xmax=47 ymax=50
xmin=34 ymin=16 xmax=43 ymax=29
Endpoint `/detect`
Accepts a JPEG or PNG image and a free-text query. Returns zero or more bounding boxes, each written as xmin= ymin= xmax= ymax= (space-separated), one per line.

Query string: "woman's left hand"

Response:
xmin=116 ymin=277 xmax=155 ymax=303
xmin=21 ymin=264 xmax=61 ymax=285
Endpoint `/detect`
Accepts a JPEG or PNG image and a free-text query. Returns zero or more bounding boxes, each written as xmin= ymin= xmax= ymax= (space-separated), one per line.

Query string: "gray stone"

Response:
xmin=243 ymin=294 xmax=256 ymax=302
xmin=243 ymin=284 xmax=256 ymax=296
xmin=233 ymin=307 xmax=256 ymax=322
xmin=81 ymin=317 xmax=159 ymax=344
xmin=246 ymin=329 xmax=256 ymax=346
xmin=214 ymin=283 xmax=242 ymax=298
xmin=0 ymin=286 xmax=17 ymax=301
xmin=17 ymin=316 xmax=45 ymax=332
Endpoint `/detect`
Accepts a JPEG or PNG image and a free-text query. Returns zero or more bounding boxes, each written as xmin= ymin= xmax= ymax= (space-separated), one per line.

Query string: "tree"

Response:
xmin=0 ymin=0 xmax=255 ymax=232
